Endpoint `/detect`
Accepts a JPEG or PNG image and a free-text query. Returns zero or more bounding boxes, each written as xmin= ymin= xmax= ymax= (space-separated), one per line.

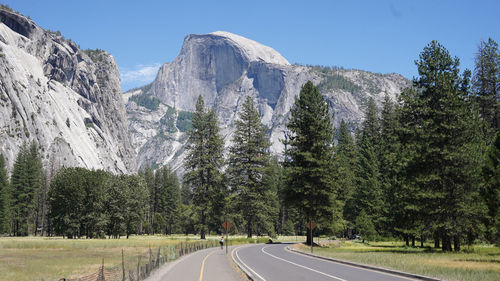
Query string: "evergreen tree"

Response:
xmin=184 ymin=95 xmax=225 ymax=239
xmin=48 ymin=167 xmax=87 ymax=238
xmin=362 ymin=97 xmax=380 ymax=144
xmin=10 ymin=142 xmax=43 ymax=236
xmin=122 ymin=174 xmax=149 ymax=238
xmin=141 ymin=167 xmax=155 ymax=229
xmin=0 ymin=154 xmax=10 ymax=234
xmin=355 ymin=210 xmax=376 ymax=243
xmin=284 ymin=81 xmax=339 ymax=244
xmin=227 ymin=97 xmax=275 ymax=237
xmin=81 ymin=169 xmax=109 ymax=238
xmin=481 ymin=132 xmax=500 ymax=245
xmin=353 ymin=137 xmax=383 ymax=232
xmin=378 ymin=95 xmax=402 ymax=236
xmin=400 ymin=41 xmax=485 ymax=251
xmin=157 ymin=166 xmax=180 ymax=234
xmin=473 ymin=38 xmax=500 ymax=134
xmin=334 ymin=120 xmax=356 ymax=233
xmin=348 ymin=98 xmax=384 ymax=234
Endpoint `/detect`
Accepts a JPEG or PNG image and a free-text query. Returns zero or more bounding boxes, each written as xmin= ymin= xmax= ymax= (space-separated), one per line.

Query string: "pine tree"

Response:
xmin=10 ymin=142 xmax=43 ymax=236
xmin=347 ymin=98 xmax=384 ymax=235
xmin=122 ymin=174 xmax=149 ymax=238
xmin=184 ymin=95 xmax=225 ymax=239
xmin=400 ymin=41 xmax=485 ymax=251
xmin=284 ymin=81 xmax=338 ymax=244
xmin=334 ymin=120 xmax=356 ymax=232
xmin=473 ymin=38 xmax=500 ymax=134
xmin=481 ymin=132 xmax=500 ymax=245
xmin=0 ymin=154 xmax=10 ymax=234
xmin=378 ymin=95 xmax=402 ymax=236
xmin=227 ymin=96 xmax=275 ymax=237
xmin=158 ymin=166 xmax=180 ymax=234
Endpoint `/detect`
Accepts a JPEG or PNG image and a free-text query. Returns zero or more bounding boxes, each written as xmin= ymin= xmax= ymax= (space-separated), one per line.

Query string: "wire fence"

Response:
xmin=58 ymin=239 xmax=226 ymax=281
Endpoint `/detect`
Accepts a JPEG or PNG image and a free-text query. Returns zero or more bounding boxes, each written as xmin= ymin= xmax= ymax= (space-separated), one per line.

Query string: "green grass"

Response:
xmin=294 ymin=240 xmax=500 ymax=281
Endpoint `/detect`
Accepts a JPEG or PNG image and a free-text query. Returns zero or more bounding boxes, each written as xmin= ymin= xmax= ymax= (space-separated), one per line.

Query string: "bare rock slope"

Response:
xmin=0 ymin=9 xmax=135 ymax=173
xmin=126 ymin=32 xmax=409 ymax=172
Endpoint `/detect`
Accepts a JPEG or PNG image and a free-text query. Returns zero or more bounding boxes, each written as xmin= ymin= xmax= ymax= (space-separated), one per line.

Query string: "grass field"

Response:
xmin=294 ymin=240 xmax=500 ymax=281
xmin=0 ymin=235 xmax=273 ymax=281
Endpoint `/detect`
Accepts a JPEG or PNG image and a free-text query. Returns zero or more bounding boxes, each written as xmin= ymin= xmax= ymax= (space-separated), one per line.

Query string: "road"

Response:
xmin=232 ymin=243 xmax=418 ymax=281
xmin=146 ymin=245 xmax=243 ymax=281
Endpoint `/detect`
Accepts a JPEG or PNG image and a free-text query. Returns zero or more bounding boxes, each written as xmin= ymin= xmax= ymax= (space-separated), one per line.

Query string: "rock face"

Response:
xmin=126 ymin=31 xmax=409 ymax=172
xmin=0 ymin=9 xmax=135 ymax=173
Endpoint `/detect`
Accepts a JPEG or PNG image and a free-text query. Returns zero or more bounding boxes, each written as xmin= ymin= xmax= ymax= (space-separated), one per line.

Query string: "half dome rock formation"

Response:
xmin=0 ymin=8 xmax=135 ymax=173
xmin=126 ymin=31 xmax=409 ymax=172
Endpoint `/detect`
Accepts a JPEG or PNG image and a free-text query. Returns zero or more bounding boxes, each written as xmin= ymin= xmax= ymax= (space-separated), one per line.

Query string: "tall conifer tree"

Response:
xmin=227 ymin=96 xmax=275 ymax=237
xmin=400 ymin=41 xmax=485 ymax=251
xmin=473 ymin=38 xmax=500 ymax=134
xmin=284 ymin=81 xmax=338 ymax=244
xmin=184 ymin=95 xmax=225 ymax=239
xmin=0 ymin=154 xmax=10 ymax=234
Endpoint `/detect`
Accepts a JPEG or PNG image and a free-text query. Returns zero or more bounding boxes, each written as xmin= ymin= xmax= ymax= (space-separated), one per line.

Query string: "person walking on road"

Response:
xmin=219 ymin=236 xmax=224 ymax=249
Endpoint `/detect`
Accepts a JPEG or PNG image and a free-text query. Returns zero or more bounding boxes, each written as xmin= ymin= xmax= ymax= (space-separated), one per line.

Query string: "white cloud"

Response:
xmin=120 ymin=63 xmax=161 ymax=84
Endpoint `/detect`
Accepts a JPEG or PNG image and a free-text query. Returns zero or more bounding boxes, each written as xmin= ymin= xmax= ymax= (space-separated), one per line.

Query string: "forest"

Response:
xmin=0 ymin=39 xmax=498 ymax=252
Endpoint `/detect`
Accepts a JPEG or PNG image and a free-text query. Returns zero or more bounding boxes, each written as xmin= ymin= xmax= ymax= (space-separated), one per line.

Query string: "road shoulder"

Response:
xmin=287 ymin=245 xmax=441 ymax=281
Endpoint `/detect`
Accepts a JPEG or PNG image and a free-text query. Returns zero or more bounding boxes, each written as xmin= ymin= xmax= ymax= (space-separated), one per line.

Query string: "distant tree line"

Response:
xmin=0 ymin=38 xmax=498 ymax=251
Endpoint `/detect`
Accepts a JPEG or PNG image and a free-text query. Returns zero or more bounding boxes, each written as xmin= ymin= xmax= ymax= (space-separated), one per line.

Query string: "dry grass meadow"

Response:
xmin=295 ymin=240 xmax=500 ymax=281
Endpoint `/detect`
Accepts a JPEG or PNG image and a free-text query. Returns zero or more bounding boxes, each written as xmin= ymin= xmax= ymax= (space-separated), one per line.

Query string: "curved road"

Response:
xmin=233 ymin=243 xmax=417 ymax=281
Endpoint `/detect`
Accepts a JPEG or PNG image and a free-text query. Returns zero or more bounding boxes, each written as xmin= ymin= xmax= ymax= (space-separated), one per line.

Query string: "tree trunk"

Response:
xmin=411 ymin=236 xmax=415 ymax=247
xmin=404 ymin=235 xmax=409 ymax=246
xmin=453 ymin=235 xmax=460 ymax=252
xmin=442 ymin=233 xmax=452 ymax=252
xmin=434 ymin=232 xmax=440 ymax=248
xmin=306 ymin=226 xmax=314 ymax=245
xmin=200 ymin=210 xmax=206 ymax=240
xmin=247 ymin=218 xmax=253 ymax=238
xmin=420 ymin=235 xmax=424 ymax=247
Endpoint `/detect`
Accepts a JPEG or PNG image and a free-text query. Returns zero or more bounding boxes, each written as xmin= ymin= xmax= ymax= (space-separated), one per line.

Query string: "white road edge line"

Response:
xmin=232 ymin=245 xmax=267 ymax=281
xmin=261 ymin=245 xmax=347 ymax=281
xmin=284 ymin=247 xmax=417 ymax=281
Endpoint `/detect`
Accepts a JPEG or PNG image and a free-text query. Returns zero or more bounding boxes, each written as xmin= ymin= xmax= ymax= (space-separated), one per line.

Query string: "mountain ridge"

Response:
xmin=125 ymin=32 xmax=409 ymax=172
xmin=0 ymin=8 xmax=136 ymax=173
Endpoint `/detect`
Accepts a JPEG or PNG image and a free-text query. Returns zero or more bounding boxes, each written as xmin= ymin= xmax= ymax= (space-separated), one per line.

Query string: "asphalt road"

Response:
xmin=147 ymin=245 xmax=242 ymax=281
xmin=232 ymin=243 xmax=417 ymax=281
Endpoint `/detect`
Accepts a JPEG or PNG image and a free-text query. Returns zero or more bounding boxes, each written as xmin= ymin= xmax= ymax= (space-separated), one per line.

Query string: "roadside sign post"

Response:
xmin=222 ymin=219 xmax=232 ymax=254
xmin=306 ymin=221 xmax=316 ymax=253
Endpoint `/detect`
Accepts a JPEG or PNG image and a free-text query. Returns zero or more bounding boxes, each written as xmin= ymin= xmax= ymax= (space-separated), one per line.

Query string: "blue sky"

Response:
xmin=3 ymin=0 xmax=499 ymax=91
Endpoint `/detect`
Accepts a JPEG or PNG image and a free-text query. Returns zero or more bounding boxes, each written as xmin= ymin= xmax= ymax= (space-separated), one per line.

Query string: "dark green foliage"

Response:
xmin=334 ymin=120 xmax=356 ymax=228
xmin=184 ymin=95 xmax=225 ymax=239
xmin=481 ymin=132 xmax=500 ymax=244
xmin=177 ymin=111 xmax=193 ymax=132
xmin=159 ymin=106 xmax=177 ymax=133
xmin=346 ymin=98 xmax=385 ymax=234
xmin=355 ymin=210 xmax=376 ymax=242
xmin=378 ymin=95 xmax=402 ymax=236
xmin=0 ymin=154 xmax=10 ymax=234
xmin=473 ymin=38 xmax=500 ymax=134
xmin=10 ymin=142 xmax=43 ymax=236
xmin=398 ymin=41 xmax=485 ymax=251
xmin=129 ymin=94 xmax=161 ymax=110
xmin=0 ymin=4 xmax=13 ymax=12
xmin=227 ymin=97 xmax=277 ymax=237
xmin=83 ymin=49 xmax=107 ymax=63
xmin=284 ymin=81 xmax=339 ymax=244
xmin=318 ymin=72 xmax=361 ymax=93
xmin=155 ymin=166 xmax=181 ymax=234
xmin=49 ymin=168 xmax=149 ymax=238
